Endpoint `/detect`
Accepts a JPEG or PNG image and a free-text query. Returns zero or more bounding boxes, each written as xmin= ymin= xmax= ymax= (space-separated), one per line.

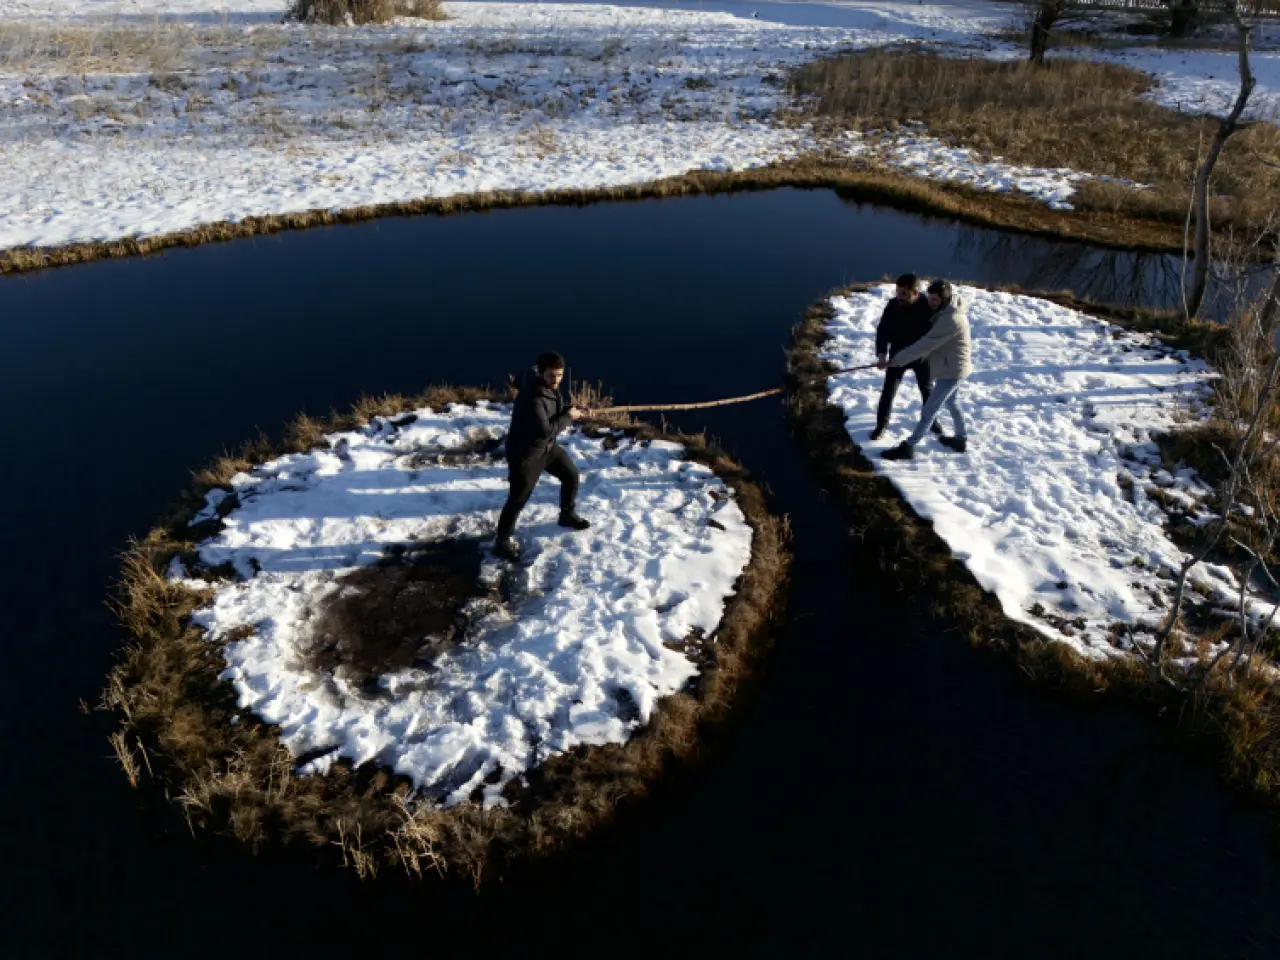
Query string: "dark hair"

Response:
xmin=536 ymin=352 xmax=566 ymax=372
xmin=927 ymin=279 xmax=953 ymax=301
xmin=896 ymin=273 xmax=918 ymax=290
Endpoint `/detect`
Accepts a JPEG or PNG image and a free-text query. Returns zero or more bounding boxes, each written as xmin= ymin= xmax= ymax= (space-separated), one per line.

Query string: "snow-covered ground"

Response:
xmin=1 ymin=0 xmax=1277 ymax=252
xmin=6 ymin=0 xmax=1273 ymax=251
xmin=822 ymin=284 xmax=1249 ymax=659
xmin=0 ymin=0 xmax=1052 ymax=249
xmin=837 ymin=126 xmax=1137 ymax=211
xmin=1085 ymin=43 xmax=1280 ymax=120
xmin=175 ymin=403 xmax=753 ymax=806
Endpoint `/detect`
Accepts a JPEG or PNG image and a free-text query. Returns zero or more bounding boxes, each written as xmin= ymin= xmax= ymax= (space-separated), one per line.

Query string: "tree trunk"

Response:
xmin=1185 ymin=136 xmax=1228 ymax=320
xmin=1170 ymin=0 xmax=1198 ymax=39
xmin=1183 ymin=6 xmax=1256 ymax=320
xmin=1029 ymin=6 xmax=1055 ymax=64
xmin=1260 ymin=261 xmax=1280 ymax=336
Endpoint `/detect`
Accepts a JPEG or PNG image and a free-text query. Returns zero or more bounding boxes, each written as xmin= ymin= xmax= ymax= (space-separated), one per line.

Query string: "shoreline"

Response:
xmin=1 ymin=160 xmax=1192 ymax=277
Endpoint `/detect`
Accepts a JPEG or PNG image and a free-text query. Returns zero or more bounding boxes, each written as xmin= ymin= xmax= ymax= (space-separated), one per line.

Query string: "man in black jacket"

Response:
xmin=871 ymin=274 xmax=939 ymax=441
xmin=494 ymin=352 xmax=590 ymax=560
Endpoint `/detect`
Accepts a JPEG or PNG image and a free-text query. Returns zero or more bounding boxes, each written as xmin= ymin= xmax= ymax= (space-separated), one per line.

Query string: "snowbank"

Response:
xmin=177 ymin=403 xmax=754 ymax=806
xmin=821 ymin=285 xmax=1237 ymax=658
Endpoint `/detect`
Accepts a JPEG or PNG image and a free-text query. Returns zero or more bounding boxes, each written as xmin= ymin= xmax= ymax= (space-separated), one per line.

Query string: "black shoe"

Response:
xmin=494 ymin=537 xmax=521 ymax=561
xmin=558 ymin=513 xmax=591 ymax=531
xmin=881 ymin=443 xmax=914 ymax=461
xmin=930 ymin=421 xmax=944 ymax=435
xmin=869 ymin=425 xmax=886 ymax=442
xmin=938 ymin=436 xmax=967 ymax=453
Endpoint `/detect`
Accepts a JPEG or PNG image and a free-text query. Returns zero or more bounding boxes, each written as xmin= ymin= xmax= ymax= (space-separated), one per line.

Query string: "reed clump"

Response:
xmin=792 ymin=49 xmax=1280 ymax=239
xmin=287 ymin=0 xmax=444 ymax=25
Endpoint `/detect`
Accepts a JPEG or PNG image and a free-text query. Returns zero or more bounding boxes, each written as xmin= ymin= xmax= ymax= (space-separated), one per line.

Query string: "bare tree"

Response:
xmin=1260 ymin=254 xmax=1280 ymax=332
xmin=1169 ymin=0 xmax=1200 ymax=39
xmin=1182 ymin=0 xmax=1257 ymax=320
xmin=1024 ymin=0 xmax=1092 ymax=64
xmin=1151 ymin=258 xmax=1280 ymax=682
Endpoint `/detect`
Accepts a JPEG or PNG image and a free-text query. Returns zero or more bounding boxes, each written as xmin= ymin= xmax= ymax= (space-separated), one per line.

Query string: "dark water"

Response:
xmin=1 ymin=188 xmax=1276 ymax=958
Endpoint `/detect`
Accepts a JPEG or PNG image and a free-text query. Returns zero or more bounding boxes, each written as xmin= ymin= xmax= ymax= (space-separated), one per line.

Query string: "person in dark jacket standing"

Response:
xmin=494 ymin=352 xmax=590 ymax=560
xmin=871 ymin=274 xmax=939 ymax=441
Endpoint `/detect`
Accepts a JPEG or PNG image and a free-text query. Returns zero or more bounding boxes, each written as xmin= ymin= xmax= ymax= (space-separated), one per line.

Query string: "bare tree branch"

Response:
xmin=1183 ymin=0 xmax=1257 ymax=319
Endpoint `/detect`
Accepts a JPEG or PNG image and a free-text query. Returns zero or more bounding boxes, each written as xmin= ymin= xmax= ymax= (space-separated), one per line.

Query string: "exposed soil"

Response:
xmin=305 ymin=538 xmax=496 ymax=692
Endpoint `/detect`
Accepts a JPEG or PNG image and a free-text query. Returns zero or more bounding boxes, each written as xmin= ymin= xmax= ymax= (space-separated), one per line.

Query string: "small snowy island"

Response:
xmin=104 ymin=393 xmax=787 ymax=879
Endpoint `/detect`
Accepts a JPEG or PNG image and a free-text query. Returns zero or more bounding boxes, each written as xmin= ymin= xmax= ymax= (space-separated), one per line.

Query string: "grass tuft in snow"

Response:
xmin=286 ymin=0 xmax=443 ymax=25
xmin=0 ymin=19 xmax=198 ymax=72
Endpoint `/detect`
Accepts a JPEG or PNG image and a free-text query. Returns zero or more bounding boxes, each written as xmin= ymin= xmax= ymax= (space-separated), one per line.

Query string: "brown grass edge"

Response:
xmin=101 ymin=385 xmax=792 ymax=884
xmin=785 ymin=282 xmax=1280 ymax=831
xmin=4 ymin=159 xmax=1190 ymax=277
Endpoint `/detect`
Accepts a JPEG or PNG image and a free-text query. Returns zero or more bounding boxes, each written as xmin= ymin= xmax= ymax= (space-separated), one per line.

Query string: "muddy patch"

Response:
xmin=400 ymin=428 xmax=505 ymax=469
xmin=303 ymin=538 xmax=500 ymax=692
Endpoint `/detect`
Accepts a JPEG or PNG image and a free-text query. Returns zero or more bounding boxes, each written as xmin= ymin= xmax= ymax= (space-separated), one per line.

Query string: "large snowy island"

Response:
xmin=817 ymin=284 xmax=1236 ymax=661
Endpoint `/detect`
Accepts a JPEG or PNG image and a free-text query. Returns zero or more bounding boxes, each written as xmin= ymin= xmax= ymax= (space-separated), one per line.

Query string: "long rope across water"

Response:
xmin=581 ymin=363 xmax=881 ymax=415
xmin=592 ymin=386 xmax=784 ymax=415
xmin=551 ymin=361 xmax=880 ymax=417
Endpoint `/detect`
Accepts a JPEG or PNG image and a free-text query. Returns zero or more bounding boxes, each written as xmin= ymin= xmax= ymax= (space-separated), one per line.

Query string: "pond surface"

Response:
xmin=1 ymin=188 xmax=1276 ymax=958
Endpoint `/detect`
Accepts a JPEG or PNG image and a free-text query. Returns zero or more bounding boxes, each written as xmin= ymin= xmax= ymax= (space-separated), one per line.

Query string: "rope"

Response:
xmin=588 ymin=363 xmax=877 ymax=415
xmin=592 ymin=386 xmax=783 ymax=415
xmin=829 ymin=362 xmax=880 ymax=375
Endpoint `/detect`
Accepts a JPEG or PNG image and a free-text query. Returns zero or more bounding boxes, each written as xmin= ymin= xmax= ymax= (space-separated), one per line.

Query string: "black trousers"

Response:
xmin=495 ymin=444 xmax=579 ymax=540
xmin=877 ymin=360 xmax=932 ymax=429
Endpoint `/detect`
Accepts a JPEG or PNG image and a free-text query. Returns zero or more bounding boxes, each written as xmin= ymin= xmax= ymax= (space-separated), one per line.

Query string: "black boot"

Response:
xmin=494 ymin=536 xmax=521 ymax=561
xmin=869 ymin=425 xmax=886 ymax=441
xmin=938 ymin=436 xmax=967 ymax=453
xmin=881 ymin=442 xmax=915 ymax=461
xmin=559 ymin=512 xmax=590 ymax=531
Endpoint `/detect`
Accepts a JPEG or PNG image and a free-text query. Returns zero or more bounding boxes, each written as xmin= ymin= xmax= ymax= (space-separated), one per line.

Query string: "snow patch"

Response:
xmin=1086 ymin=44 xmax=1280 ymax=122
xmin=834 ymin=127 xmax=1139 ymax=209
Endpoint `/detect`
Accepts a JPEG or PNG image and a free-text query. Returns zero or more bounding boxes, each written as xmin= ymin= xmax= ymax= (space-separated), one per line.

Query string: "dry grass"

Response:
xmin=787 ymin=281 xmax=1280 ymax=832
xmin=0 ymin=19 xmax=201 ymax=72
xmin=792 ymin=49 xmax=1280 ymax=241
xmin=0 ymin=158 xmax=1194 ymax=278
xmin=108 ymin=730 xmax=142 ymax=788
xmin=287 ymin=0 xmax=444 ymax=25
xmin=101 ymin=386 xmax=790 ymax=881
